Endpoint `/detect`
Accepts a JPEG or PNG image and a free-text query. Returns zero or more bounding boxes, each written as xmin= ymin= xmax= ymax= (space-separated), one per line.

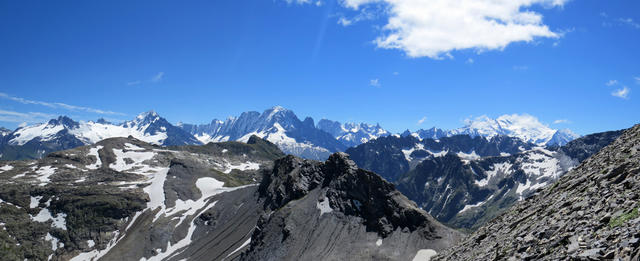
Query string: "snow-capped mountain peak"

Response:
xmin=447 ymin=114 xmax=578 ymax=146
xmin=4 ymin=111 xmax=200 ymax=156
xmin=316 ymin=119 xmax=390 ymax=148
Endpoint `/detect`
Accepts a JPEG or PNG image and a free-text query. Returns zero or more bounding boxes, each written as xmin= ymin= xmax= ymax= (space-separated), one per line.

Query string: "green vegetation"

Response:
xmin=609 ymin=207 xmax=639 ymax=228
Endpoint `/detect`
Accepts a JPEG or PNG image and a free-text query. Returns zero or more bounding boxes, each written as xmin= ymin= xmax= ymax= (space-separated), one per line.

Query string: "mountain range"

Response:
xmin=0 ymin=106 xmax=581 ymax=162
xmin=346 ymin=129 xmax=623 ymax=231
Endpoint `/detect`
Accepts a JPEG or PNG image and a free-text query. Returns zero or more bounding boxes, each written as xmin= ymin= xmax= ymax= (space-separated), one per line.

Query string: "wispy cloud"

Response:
xmin=466 ymin=58 xmax=474 ymax=64
xmin=635 ymin=76 xmax=640 ymax=84
xmin=392 ymin=72 xmax=399 ymax=76
xmin=369 ymin=79 xmax=380 ymax=87
xmin=127 ymin=72 xmax=165 ymax=86
xmin=611 ymin=86 xmax=630 ymax=99
xmin=0 ymin=109 xmax=56 ymax=124
xmin=126 ymin=80 xmax=141 ymax=86
xmin=151 ymin=72 xmax=164 ymax=83
xmin=513 ymin=65 xmax=529 ymax=71
xmin=0 ymin=92 xmax=125 ymax=115
xmin=417 ymin=116 xmax=427 ymax=125
xmin=553 ymin=119 xmax=571 ymax=124
xmin=606 ymin=80 xmax=618 ymax=86
xmin=618 ymin=18 xmax=640 ymax=29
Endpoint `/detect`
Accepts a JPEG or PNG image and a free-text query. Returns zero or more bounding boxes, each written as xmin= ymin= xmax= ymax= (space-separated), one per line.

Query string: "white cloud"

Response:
xmin=370 ymin=78 xmax=381 ymax=87
xmin=635 ymin=76 xmax=640 ymax=84
xmin=417 ymin=116 xmax=427 ymax=125
xmin=339 ymin=0 xmax=568 ymax=58
xmin=466 ymin=58 xmax=474 ymax=64
xmin=553 ymin=119 xmax=570 ymax=124
xmin=611 ymin=86 xmax=630 ymax=99
xmin=605 ymin=80 xmax=618 ymax=86
xmin=0 ymin=109 xmax=56 ymax=124
xmin=338 ymin=17 xmax=353 ymax=26
xmin=0 ymin=92 xmax=125 ymax=116
xmin=151 ymin=72 xmax=164 ymax=83
xmin=393 ymin=71 xmax=399 ymax=76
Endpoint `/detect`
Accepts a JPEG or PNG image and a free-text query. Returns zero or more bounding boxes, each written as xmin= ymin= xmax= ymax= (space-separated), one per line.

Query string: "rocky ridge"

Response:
xmin=243 ymin=152 xmax=462 ymax=260
xmin=435 ymin=124 xmax=640 ymax=260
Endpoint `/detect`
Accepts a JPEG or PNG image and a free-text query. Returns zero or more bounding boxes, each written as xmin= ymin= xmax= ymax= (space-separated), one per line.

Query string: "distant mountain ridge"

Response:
xmin=177 ymin=106 xmax=390 ymax=160
xmin=405 ymin=114 xmax=580 ymax=146
xmin=0 ymin=112 xmax=200 ymax=161
xmin=0 ymin=107 xmax=581 ymax=161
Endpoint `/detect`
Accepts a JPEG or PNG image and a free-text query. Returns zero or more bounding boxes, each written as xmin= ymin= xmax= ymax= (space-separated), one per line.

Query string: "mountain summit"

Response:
xmin=178 ymin=106 xmax=391 ymax=160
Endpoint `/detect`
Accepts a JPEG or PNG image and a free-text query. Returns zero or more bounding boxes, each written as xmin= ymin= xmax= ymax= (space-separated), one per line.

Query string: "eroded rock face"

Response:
xmin=246 ymin=152 xmax=463 ymax=261
xmin=435 ymin=124 xmax=640 ymax=260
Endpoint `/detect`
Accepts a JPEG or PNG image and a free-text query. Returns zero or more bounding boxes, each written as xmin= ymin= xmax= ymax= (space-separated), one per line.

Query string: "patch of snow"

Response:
xmin=475 ymin=162 xmax=513 ymax=187
xmin=316 ymin=198 xmax=333 ymax=215
xmin=222 ymin=161 xmax=260 ymax=174
xmin=31 ymin=208 xmax=67 ymax=230
xmin=459 ymin=195 xmax=494 ymax=214
xmin=35 ymin=166 xmax=57 ymax=185
xmin=456 ymin=151 xmax=480 ymax=161
xmin=87 ymin=240 xmax=95 ymax=248
xmin=0 ymin=165 xmax=13 ymax=172
xmin=109 ymin=149 xmax=156 ymax=172
xmin=45 ymin=233 xmax=62 ymax=251
xmin=412 ymin=249 xmax=438 ymax=261
xmin=427 ymin=150 xmax=448 ymax=157
xmin=124 ymin=143 xmax=145 ymax=151
xmin=221 ymin=149 xmax=228 ymax=153
xmin=86 ymin=146 xmax=104 ymax=170
xmin=376 ymin=238 xmax=382 ymax=247
xmin=30 ymin=196 xmax=43 ymax=208
xmin=225 ymin=237 xmax=251 ymax=258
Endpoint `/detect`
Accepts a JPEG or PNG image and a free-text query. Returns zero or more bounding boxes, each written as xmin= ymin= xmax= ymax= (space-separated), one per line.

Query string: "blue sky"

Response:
xmin=0 ymin=0 xmax=638 ymax=135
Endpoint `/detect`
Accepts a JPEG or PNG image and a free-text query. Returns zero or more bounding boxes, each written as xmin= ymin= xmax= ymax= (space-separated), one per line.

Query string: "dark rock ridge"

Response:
xmin=435 ymin=124 xmax=640 ymax=260
xmin=558 ymin=129 xmax=624 ymax=163
xmin=243 ymin=152 xmax=462 ymax=260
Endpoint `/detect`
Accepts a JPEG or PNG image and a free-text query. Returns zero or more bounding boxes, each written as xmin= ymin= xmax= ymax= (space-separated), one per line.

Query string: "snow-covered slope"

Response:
xmin=316 ymin=119 xmax=390 ymax=148
xmin=179 ymin=106 xmax=347 ymax=160
xmin=410 ymin=114 xmax=579 ymax=146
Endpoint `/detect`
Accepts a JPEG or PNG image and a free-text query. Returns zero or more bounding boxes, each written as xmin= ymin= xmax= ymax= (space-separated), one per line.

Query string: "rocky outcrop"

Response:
xmin=435 ymin=124 xmax=640 ymax=260
xmin=245 ymin=152 xmax=462 ymax=260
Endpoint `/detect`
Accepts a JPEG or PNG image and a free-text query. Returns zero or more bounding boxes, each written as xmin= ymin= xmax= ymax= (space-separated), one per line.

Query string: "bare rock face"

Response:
xmin=435 ymin=124 xmax=640 ymax=260
xmin=245 ymin=152 xmax=463 ymax=261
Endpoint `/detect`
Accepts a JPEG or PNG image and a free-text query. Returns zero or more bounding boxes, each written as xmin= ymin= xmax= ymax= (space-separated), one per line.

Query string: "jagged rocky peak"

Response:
xmin=435 ymin=124 xmax=640 ymax=260
xmin=131 ymin=110 xmax=161 ymax=125
xmin=249 ymin=152 xmax=462 ymax=260
xmin=47 ymin=115 xmax=80 ymax=129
